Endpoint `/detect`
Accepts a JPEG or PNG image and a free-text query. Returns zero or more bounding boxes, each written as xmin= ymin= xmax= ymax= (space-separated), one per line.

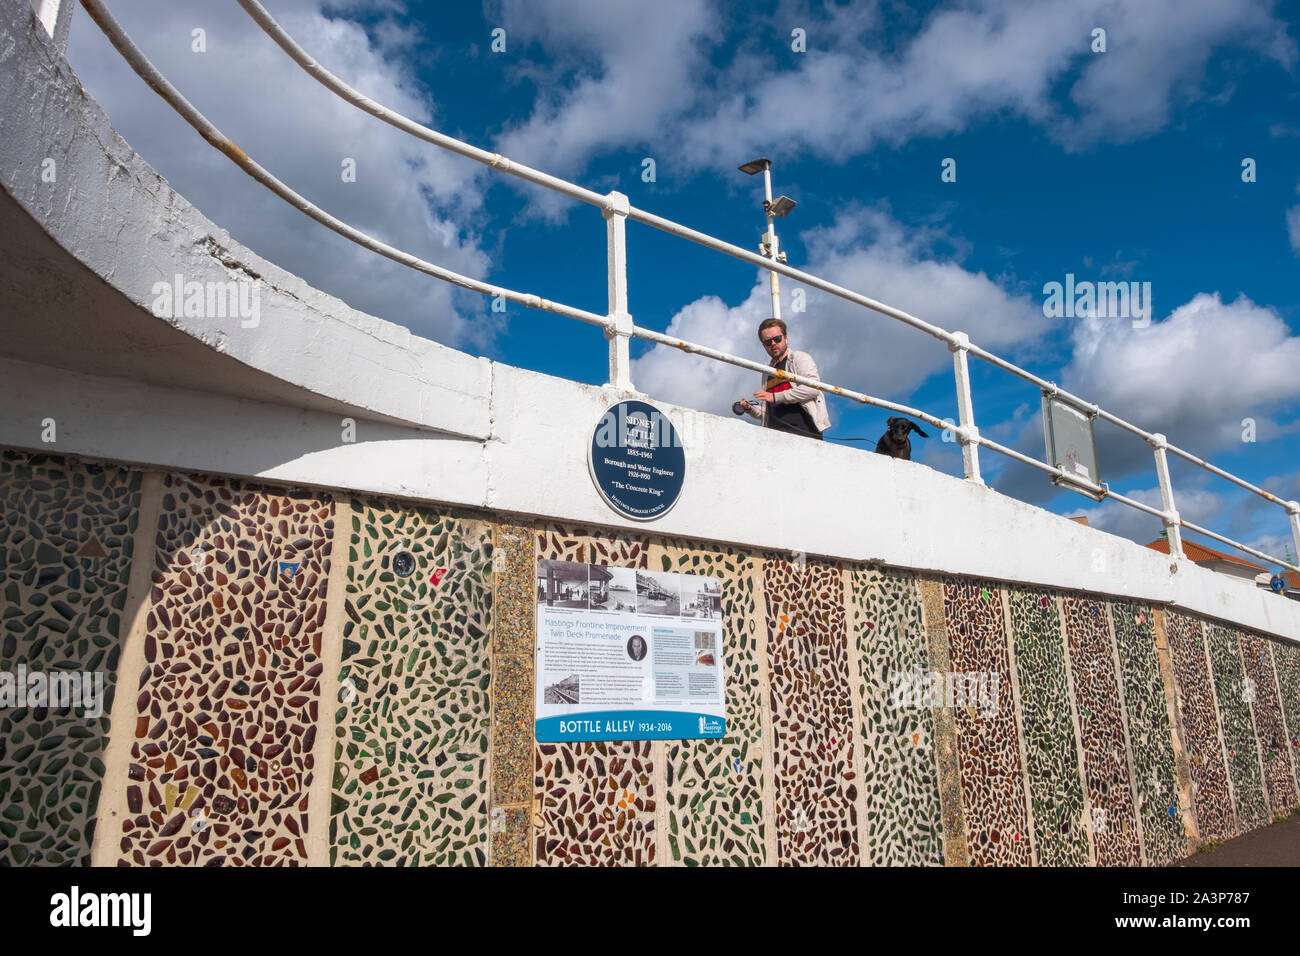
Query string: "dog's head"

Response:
xmin=886 ymin=417 xmax=929 ymax=443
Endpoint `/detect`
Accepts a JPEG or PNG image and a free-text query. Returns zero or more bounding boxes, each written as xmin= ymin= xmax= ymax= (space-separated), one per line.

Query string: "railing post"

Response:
xmin=948 ymin=331 xmax=982 ymax=484
xmin=1288 ymin=501 xmax=1300 ymax=570
xmin=603 ymin=190 xmax=633 ymax=390
xmin=1149 ymin=432 xmax=1184 ymax=560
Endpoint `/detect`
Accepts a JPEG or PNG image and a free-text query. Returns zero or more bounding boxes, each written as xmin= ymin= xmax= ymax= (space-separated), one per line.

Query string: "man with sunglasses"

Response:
xmin=736 ymin=318 xmax=830 ymax=440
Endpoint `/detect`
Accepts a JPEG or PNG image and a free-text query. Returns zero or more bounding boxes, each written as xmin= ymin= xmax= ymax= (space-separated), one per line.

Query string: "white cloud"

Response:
xmin=977 ymin=289 xmax=1300 ymax=505
xmin=631 ymin=206 xmax=1044 ymax=419
xmin=1064 ymin=293 xmax=1300 ymax=444
xmin=491 ymin=0 xmax=1297 ymax=182
xmin=65 ymin=0 xmax=492 ymax=347
xmin=490 ymin=0 xmax=718 ymax=178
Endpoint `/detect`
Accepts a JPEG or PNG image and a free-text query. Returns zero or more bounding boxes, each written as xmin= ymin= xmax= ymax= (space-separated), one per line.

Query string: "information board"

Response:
xmin=534 ymin=559 xmax=726 ymax=741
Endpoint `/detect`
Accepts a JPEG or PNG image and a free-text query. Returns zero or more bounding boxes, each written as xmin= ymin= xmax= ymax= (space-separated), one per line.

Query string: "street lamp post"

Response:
xmin=739 ymin=158 xmax=796 ymax=320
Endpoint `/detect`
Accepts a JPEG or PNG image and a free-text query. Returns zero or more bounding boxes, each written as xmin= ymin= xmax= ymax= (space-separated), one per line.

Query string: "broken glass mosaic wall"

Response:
xmin=1164 ymin=611 xmax=1235 ymax=842
xmin=652 ymin=538 xmax=767 ymax=867
xmin=1274 ymin=640 xmax=1300 ymax=795
xmin=1238 ymin=631 xmax=1298 ymax=815
xmin=0 ymin=452 xmax=140 ymax=865
xmin=4 ymin=447 xmax=1300 ymax=867
xmin=849 ymin=565 xmax=943 ymax=866
xmin=114 ymin=476 xmax=332 ymax=866
xmin=1205 ymin=623 xmax=1270 ymax=832
xmin=1110 ymin=601 xmax=1185 ymax=866
xmin=1004 ymin=588 xmax=1089 ymax=866
xmin=941 ymin=578 xmax=1032 ymax=866
xmin=1062 ymin=595 xmax=1140 ymax=865
xmin=765 ymin=556 xmax=859 ymax=865
xmin=329 ymin=499 xmax=494 ymax=866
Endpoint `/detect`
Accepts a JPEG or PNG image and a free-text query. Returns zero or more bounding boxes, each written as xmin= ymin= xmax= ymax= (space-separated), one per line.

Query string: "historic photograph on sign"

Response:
xmin=537 ymin=558 xmax=594 ymax=609
xmin=679 ymin=576 xmax=722 ymax=620
xmin=589 ymin=565 xmax=636 ymax=612
xmin=534 ymin=561 xmax=726 ymax=742
xmin=635 ymin=569 xmax=681 ymax=616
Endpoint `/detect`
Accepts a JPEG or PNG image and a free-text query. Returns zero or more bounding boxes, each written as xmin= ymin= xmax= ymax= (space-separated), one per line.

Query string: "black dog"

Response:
xmin=875 ymin=417 xmax=929 ymax=460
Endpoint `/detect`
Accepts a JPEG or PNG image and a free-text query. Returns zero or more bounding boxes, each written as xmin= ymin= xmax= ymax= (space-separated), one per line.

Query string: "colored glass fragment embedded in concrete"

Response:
xmin=0 ymin=452 xmax=140 ymax=865
xmin=118 ymin=475 xmax=331 ymax=866
xmin=1164 ymin=611 xmax=1234 ymax=841
xmin=942 ymin=578 xmax=1031 ymax=866
xmin=1237 ymin=631 xmax=1298 ymax=814
xmin=1006 ymin=587 xmax=1089 ymax=866
xmin=1110 ymin=600 xmax=1185 ymax=866
xmin=851 ymin=565 xmax=943 ymax=866
xmin=654 ymin=539 xmax=766 ymax=867
xmin=330 ymin=499 xmax=493 ymax=866
xmin=1062 ymin=594 xmax=1140 ymax=865
xmin=1205 ymin=623 xmax=1269 ymax=832
xmin=766 ymin=556 xmax=859 ymax=866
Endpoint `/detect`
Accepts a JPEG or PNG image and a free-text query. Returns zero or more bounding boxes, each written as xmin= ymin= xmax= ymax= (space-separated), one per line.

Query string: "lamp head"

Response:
xmin=765 ymin=195 xmax=797 ymax=217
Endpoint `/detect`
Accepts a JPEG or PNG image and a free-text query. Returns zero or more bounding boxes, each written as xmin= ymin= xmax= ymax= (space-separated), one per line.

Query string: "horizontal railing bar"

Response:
xmin=87 ymin=0 xmax=1299 ymax=575
xmin=234 ymin=0 xmax=956 ymax=348
xmin=233 ymin=0 xmax=611 ymax=211
xmin=1165 ymin=445 xmax=1296 ymax=509
xmin=1180 ymin=519 xmax=1300 ymax=573
xmin=79 ymin=0 xmax=610 ymax=332
xmin=237 ymin=0 xmax=1295 ymax=524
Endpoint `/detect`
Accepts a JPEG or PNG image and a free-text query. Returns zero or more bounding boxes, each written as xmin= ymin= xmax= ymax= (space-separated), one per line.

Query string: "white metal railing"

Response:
xmin=75 ymin=0 xmax=1300 ymax=576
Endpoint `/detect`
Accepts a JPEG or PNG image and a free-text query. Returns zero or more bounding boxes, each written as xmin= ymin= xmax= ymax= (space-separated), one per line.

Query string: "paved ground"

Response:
xmin=1174 ymin=811 xmax=1300 ymax=866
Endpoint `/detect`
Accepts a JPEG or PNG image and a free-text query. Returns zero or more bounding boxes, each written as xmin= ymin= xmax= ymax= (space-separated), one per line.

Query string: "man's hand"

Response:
xmin=753 ymin=390 xmax=775 ymax=402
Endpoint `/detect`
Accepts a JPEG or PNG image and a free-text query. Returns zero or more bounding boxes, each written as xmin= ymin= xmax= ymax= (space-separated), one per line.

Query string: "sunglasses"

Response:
xmin=761 ymin=334 xmax=784 ymax=346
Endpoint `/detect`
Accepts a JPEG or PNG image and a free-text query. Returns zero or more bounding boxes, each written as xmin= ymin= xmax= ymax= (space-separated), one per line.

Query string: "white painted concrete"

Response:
xmin=0 ymin=4 xmax=491 ymax=440
xmin=0 ymin=355 xmax=489 ymax=504
xmin=2 ymin=4 xmax=1298 ymax=642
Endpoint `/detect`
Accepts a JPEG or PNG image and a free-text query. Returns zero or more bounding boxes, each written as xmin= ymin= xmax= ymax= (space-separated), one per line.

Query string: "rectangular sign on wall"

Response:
xmin=533 ymin=559 xmax=726 ymax=741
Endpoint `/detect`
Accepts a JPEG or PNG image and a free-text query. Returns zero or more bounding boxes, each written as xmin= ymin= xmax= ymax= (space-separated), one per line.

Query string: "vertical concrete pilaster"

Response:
xmin=488 ymin=521 xmax=535 ymax=866
xmin=1151 ymin=608 xmax=1199 ymax=852
xmin=305 ymin=497 xmax=351 ymax=866
xmin=1000 ymin=587 xmax=1039 ymax=866
xmin=917 ymin=575 xmax=968 ymax=867
xmin=91 ymin=470 xmax=165 ymax=867
xmin=1104 ymin=601 xmax=1147 ymax=866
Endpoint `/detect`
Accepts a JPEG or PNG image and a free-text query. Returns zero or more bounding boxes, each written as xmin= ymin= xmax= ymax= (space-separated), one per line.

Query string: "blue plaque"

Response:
xmin=588 ymin=400 xmax=685 ymax=521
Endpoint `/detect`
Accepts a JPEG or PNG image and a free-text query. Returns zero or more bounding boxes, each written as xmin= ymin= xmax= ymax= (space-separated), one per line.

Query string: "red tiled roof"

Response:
xmin=1144 ymin=538 xmax=1266 ymax=570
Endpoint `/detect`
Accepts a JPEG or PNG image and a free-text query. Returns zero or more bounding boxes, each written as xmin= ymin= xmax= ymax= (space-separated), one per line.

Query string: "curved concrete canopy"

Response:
xmin=0 ymin=2 xmax=491 ymax=439
xmin=2 ymin=3 xmax=1298 ymax=641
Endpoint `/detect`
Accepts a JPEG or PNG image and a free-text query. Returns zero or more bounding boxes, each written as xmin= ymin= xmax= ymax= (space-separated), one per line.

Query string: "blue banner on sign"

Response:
xmin=588 ymin=400 xmax=686 ymax=521
xmin=536 ymin=710 xmax=726 ymax=742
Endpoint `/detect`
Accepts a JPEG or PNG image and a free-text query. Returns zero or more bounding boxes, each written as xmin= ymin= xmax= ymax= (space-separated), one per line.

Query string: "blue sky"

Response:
xmin=64 ymin=0 xmax=1300 ymax=566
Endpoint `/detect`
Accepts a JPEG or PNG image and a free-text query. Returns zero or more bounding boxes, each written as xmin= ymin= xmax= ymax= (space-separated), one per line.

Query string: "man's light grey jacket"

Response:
xmin=743 ymin=348 xmax=832 ymax=434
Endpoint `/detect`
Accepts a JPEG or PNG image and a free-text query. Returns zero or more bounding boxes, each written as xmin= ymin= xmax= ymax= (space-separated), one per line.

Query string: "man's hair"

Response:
xmin=758 ymin=318 xmax=787 ymax=340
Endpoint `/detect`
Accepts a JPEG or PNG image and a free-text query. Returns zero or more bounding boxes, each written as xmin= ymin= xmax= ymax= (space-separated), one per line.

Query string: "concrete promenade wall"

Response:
xmin=3 ymin=5 xmax=1300 ymax=867
xmin=3 ymin=448 xmax=1299 ymax=867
